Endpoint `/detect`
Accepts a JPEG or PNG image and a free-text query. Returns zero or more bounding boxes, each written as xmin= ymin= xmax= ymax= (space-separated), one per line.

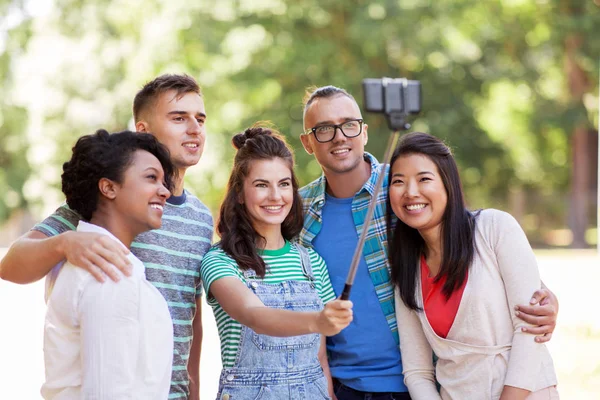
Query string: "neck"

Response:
xmin=172 ymin=168 xmax=186 ymax=197
xmin=419 ymin=226 xmax=443 ymax=276
xmin=255 ymin=224 xmax=286 ymax=250
xmin=324 ymin=159 xmax=371 ymax=199
xmin=89 ymin=209 xmax=137 ymax=248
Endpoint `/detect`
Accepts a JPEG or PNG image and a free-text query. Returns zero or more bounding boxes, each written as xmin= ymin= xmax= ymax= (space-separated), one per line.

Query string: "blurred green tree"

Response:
xmin=1 ymin=0 xmax=598 ymax=246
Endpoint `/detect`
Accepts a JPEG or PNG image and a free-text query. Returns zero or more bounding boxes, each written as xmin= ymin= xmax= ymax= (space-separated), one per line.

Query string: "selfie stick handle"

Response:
xmin=339 ymin=129 xmax=402 ymax=300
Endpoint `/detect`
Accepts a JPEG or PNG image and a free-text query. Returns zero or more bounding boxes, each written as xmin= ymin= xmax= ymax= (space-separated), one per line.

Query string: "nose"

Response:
xmin=159 ymin=183 xmax=171 ymax=200
xmin=404 ymin=180 xmax=419 ymax=198
xmin=187 ymin=119 xmax=201 ymax=135
xmin=268 ymin=186 xmax=282 ymax=201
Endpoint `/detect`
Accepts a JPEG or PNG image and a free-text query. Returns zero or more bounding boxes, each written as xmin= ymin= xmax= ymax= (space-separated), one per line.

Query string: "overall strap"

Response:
xmin=214 ymin=240 xmax=258 ymax=281
xmin=293 ymin=243 xmax=315 ymax=281
xmin=242 ymin=266 xmax=257 ymax=280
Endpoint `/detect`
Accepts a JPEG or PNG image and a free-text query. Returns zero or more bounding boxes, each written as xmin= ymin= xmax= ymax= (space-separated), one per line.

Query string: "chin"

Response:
xmin=147 ymin=220 xmax=162 ymax=230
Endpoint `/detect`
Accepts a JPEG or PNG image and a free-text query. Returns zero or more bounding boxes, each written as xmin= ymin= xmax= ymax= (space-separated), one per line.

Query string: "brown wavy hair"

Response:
xmin=217 ymin=126 xmax=303 ymax=277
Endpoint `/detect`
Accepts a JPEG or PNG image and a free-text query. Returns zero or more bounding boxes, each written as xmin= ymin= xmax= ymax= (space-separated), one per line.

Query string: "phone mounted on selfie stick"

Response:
xmin=339 ymin=78 xmax=421 ymax=301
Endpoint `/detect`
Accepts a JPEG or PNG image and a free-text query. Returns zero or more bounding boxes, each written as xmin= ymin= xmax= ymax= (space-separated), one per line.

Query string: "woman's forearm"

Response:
xmin=243 ymin=306 xmax=319 ymax=336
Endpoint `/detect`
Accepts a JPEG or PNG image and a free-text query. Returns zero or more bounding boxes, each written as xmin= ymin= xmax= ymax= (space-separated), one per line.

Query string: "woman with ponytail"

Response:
xmin=201 ymin=126 xmax=353 ymax=399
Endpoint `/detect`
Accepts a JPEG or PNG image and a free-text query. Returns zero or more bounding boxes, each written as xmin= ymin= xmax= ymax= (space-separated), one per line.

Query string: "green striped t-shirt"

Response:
xmin=200 ymin=241 xmax=336 ymax=368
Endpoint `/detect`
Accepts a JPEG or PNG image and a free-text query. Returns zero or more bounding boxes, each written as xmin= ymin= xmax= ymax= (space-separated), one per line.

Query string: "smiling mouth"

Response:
xmin=331 ymin=148 xmax=350 ymax=155
xmin=405 ymin=204 xmax=427 ymax=211
xmin=183 ymin=143 xmax=199 ymax=149
xmin=262 ymin=205 xmax=284 ymax=211
xmin=150 ymin=204 xmax=164 ymax=211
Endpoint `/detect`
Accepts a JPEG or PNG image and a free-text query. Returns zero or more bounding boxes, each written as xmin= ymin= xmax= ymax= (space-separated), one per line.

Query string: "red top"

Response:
xmin=420 ymin=255 xmax=468 ymax=338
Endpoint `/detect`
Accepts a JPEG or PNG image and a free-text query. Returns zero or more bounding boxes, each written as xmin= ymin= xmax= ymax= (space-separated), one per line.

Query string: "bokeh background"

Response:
xmin=1 ymin=0 xmax=599 ymax=398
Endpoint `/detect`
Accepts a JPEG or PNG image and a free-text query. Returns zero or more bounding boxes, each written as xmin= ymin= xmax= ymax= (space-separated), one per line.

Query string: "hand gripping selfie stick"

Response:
xmin=339 ymin=78 xmax=421 ymax=301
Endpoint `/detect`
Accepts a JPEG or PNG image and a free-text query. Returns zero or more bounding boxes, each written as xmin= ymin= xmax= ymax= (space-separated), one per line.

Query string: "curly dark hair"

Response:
xmin=62 ymin=129 xmax=176 ymax=221
xmin=218 ymin=125 xmax=303 ymax=278
xmin=133 ymin=74 xmax=201 ymax=122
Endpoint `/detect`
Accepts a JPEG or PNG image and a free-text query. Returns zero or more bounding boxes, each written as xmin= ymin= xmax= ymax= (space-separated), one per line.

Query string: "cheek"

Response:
xmin=282 ymin=189 xmax=295 ymax=205
xmin=388 ymin=188 xmax=403 ymax=215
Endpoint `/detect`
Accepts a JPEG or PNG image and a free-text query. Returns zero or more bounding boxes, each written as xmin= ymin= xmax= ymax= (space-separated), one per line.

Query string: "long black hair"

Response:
xmin=387 ymin=132 xmax=478 ymax=310
xmin=217 ymin=126 xmax=303 ymax=278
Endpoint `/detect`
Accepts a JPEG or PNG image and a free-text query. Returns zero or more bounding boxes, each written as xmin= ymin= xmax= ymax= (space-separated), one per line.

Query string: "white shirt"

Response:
xmin=41 ymin=221 xmax=174 ymax=400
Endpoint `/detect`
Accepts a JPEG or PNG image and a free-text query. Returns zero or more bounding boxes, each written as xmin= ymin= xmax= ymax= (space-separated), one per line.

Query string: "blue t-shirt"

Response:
xmin=313 ymin=194 xmax=407 ymax=393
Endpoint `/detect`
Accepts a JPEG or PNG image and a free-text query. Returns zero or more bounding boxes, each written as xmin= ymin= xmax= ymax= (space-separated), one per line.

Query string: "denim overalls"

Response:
xmin=216 ymin=244 xmax=331 ymax=400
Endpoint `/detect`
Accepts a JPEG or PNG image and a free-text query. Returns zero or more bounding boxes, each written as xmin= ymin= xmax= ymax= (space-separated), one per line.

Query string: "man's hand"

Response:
xmin=515 ymin=288 xmax=559 ymax=343
xmin=61 ymin=231 xmax=132 ymax=282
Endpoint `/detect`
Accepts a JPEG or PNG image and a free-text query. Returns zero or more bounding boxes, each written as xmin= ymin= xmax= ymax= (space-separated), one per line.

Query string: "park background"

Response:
xmin=0 ymin=0 xmax=599 ymax=398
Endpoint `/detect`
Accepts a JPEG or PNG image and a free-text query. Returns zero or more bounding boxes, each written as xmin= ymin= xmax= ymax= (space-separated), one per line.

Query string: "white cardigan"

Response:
xmin=395 ymin=209 xmax=557 ymax=400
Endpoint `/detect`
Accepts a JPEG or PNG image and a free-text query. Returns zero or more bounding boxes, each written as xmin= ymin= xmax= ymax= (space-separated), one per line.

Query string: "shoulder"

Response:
xmin=33 ymin=204 xmax=82 ymax=237
xmin=201 ymin=245 xmax=235 ymax=267
xmin=200 ymin=245 xmax=242 ymax=284
xmin=171 ymin=191 xmax=213 ymax=220
xmin=474 ymin=208 xmax=527 ymax=251
xmin=299 ymin=176 xmax=325 ymax=199
xmin=185 ymin=191 xmax=210 ymax=211
xmin=302 ymin=246 xmax=327 ymax=272
xmin=476 ymin=208 xmax=520 ymax=231
xmin=305 ymin=246 xmax=323 ymax=262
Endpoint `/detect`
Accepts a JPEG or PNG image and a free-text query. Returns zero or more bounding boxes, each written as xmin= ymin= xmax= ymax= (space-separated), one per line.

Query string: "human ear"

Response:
xmin=98 ymin=178 xmax=118 ymax=200
xmin=136 ymin=120 xmax=150 ymax=133
xmin=300 ymin=134 xmax=314 ymax=155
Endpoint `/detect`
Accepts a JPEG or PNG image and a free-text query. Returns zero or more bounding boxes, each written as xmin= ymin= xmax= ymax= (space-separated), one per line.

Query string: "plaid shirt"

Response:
xmin=298 ymin=152 xmax=399 ymax=344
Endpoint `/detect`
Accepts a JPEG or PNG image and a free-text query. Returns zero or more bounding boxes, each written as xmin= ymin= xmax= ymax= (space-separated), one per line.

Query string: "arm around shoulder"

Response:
xmin=0 ymin=230 xmax=64 ymax=284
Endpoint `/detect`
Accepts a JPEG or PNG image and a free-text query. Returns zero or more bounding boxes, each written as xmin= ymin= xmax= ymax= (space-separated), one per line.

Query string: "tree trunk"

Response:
xmin=563 ymin=3 xmax=591 ymax=247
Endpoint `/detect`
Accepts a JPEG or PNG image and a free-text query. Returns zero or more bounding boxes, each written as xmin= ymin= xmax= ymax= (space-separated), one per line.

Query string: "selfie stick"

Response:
xmin=338 ymin=78 xmax=419 ymax=301
xmin=339 ymin=126 xmax=404 ymax=301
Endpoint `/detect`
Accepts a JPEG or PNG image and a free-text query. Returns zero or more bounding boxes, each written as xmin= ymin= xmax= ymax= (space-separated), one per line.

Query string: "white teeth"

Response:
xmin=150 ymin=204 xmax=164 ymax=211
xmin=263 ymin=206 xmax=282 ymax=210
xmin=332 ymin=149 xmax=349 ymax=154
xmin=183 ymin=143 xmax=198 ymax=148
xmin=406 ymin=204 xmax=426 ymax=211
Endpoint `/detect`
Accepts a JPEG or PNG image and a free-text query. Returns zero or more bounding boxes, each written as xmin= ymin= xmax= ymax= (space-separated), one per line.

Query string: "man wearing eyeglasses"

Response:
xmin=298 ymin=85 xmax=408 ymax=399
xmin=297 ymin=85 xmax=559 ymax=400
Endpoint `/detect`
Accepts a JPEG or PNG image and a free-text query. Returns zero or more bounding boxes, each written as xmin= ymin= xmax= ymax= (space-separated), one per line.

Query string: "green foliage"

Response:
xmin=1 ymin=0 xmax=599 ymax=244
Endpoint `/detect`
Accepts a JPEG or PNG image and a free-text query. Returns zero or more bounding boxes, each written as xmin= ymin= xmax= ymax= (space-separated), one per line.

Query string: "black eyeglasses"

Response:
xmin=304 ymin=119 xmax=364 ymax=143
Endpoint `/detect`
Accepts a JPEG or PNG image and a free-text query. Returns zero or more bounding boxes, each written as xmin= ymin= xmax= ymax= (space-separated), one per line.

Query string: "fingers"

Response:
xmin=328 ymin=300 xmax=353 ymax=310
xmin=515 ymin=303 xmax=557 ymax=338
xmin=515 ymin=311 xmax=556 ymax=327
xmin=82 ymin=261 xmax=107 ymax=283
xmin=520 ymin=325 xmax=554 ymax=335
xmin=64 ymin=232 xmax=132 ymax=282
xmin=84 ymin=252 xmax=122 ymax=283
xmin=534 ymin=332 xmax=552 ymax=343
xmin=528 ymin=289 xmax=549 ymax=305
xmin=515 ymin=304 xmax=556 ymax=318
xmin=322 ymin=301 xmax=354 ymax=334
xmin=89 ymin=240 xmax=132 ymax=279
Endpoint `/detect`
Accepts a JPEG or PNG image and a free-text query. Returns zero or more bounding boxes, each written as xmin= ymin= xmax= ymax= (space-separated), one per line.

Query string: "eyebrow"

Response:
xmin=167 ymin=110 xmax=207 ymax=119
xmin=313 ymin=117 xmax=360 ymax=126
xmin=252 ymin=177 xmax=292 ymax=184
xmin=144 ymin=166 xmax=161 ymax=173
xmin=392 ymin=171 xmax=435 ymax=177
